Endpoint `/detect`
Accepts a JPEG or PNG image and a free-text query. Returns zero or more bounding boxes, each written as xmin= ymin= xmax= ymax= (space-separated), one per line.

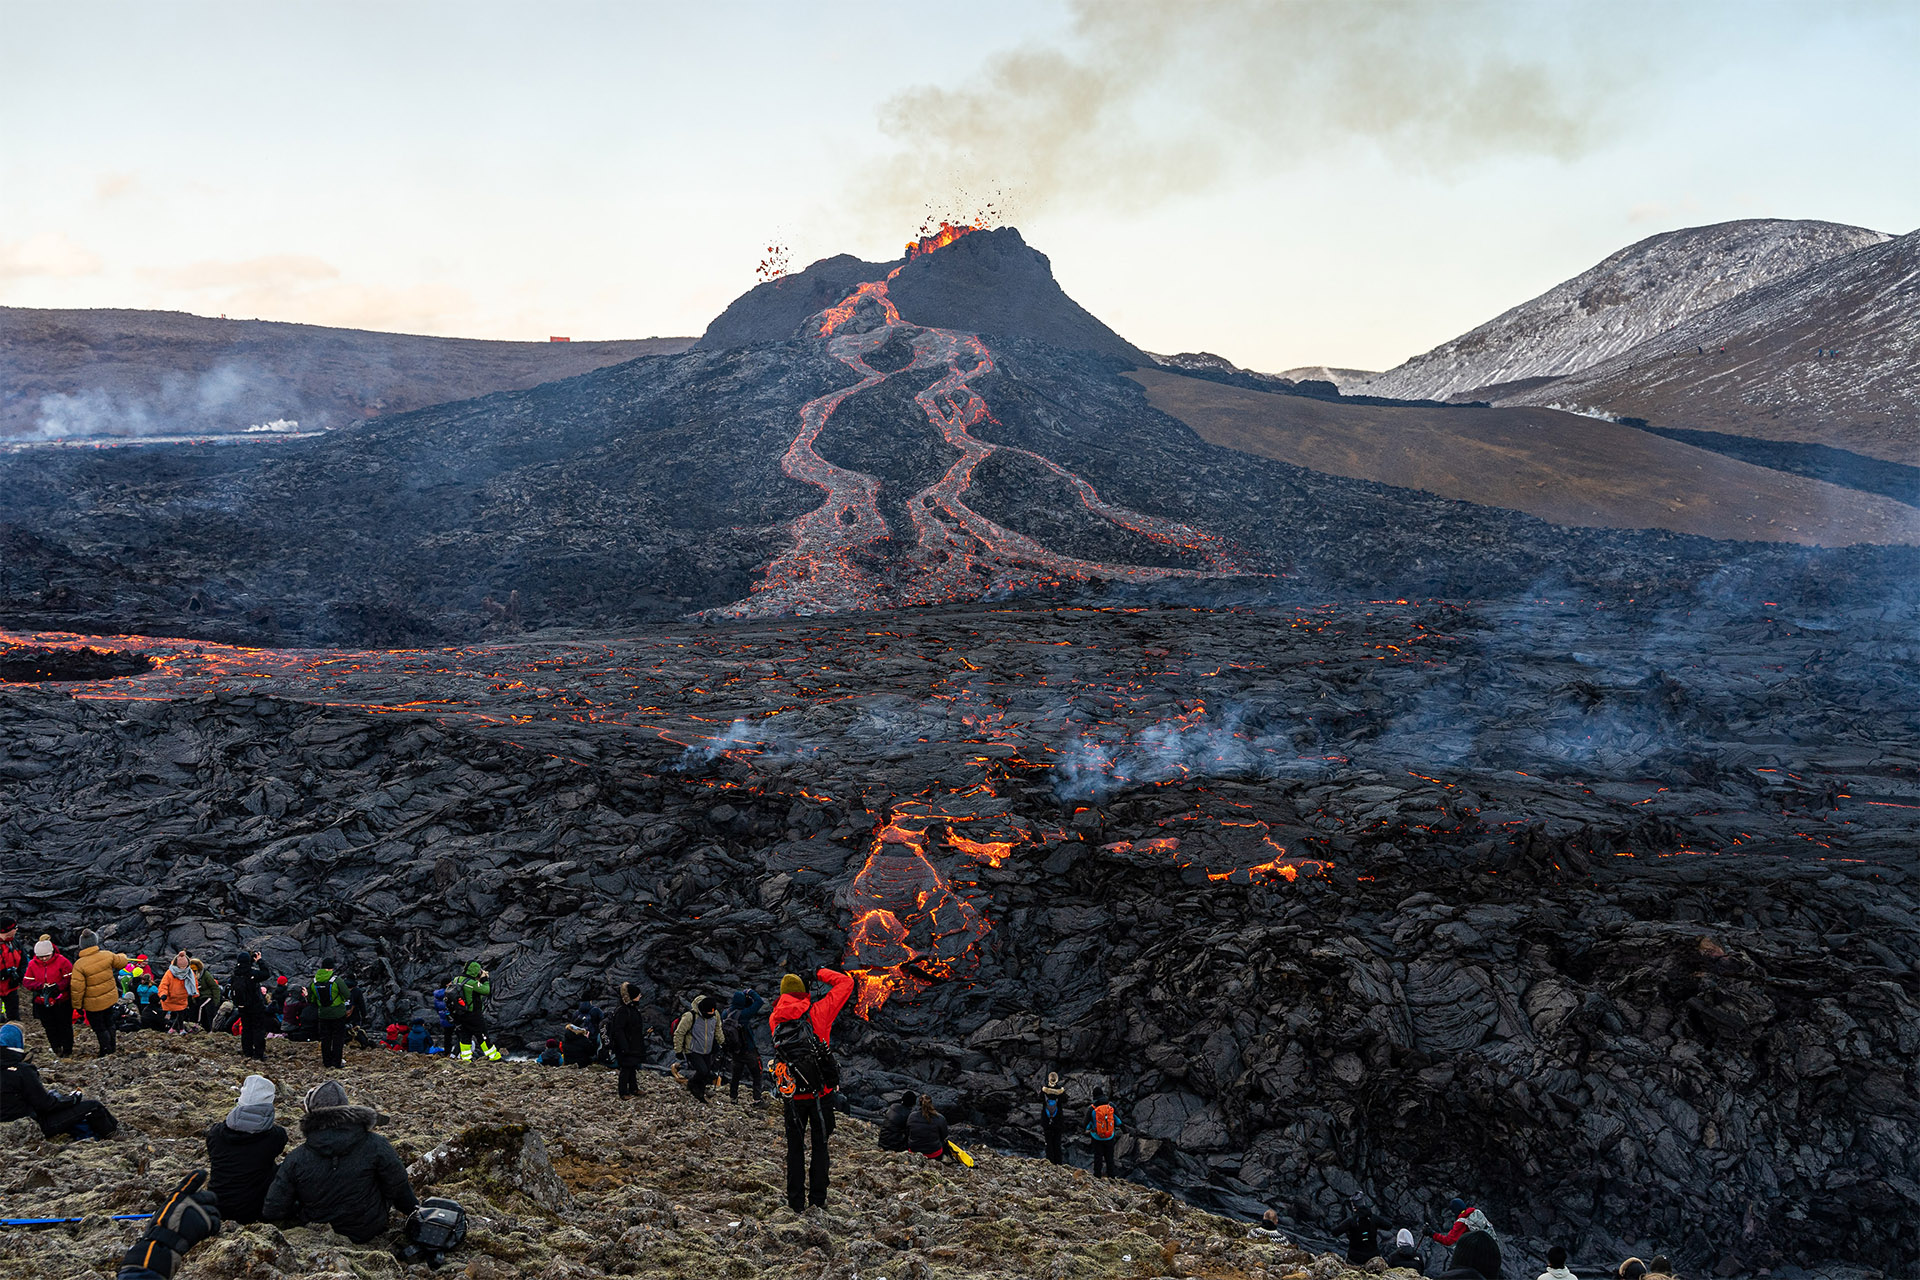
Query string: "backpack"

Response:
xmin=1043 ymin=1097 xmax=1060 ymax=1123
xmin=400 ymin=1197 xmax=467 ymax=1265
xmin=313 ymin=976 xmax=346 ymax=1010
xmin=770 ymin=1014 xmax=839 ymax=1097
xmin=447 ymin=980 xmax=471 ymax=1014
xmin=1092 ymin=1104 xmax=1116 ymax=1139
xmin=721 ymin=1009 xmax=749 ymax=1046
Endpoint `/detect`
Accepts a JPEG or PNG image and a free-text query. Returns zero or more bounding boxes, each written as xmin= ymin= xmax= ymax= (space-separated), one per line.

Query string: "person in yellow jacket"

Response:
xmin=69 ymin=929 xmax=131 ymax=1057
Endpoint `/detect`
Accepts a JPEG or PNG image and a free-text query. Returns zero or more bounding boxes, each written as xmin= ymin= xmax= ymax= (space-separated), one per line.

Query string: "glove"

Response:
xmin=119 ymin=1169 xmax=222 ymax=1279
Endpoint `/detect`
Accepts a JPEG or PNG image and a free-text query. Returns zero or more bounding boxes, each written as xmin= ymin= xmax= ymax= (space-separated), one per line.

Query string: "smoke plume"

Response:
xmin=864 ymin=0 xmax=1615 ymax=223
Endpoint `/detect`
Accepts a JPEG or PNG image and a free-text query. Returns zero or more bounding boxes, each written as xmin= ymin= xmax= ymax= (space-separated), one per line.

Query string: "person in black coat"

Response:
xmin=1039 ymin=1073 xmax=1069 ymax=1165
xmin=1 ymin=1022 xmax=117 ymax=1138
xmin=262 ymin=1080 xmax=418 ymax=1243
xmin=1332 ymin=1204 xmax=1387 ymax=1264
xmin=230 ymin=950 xmax=272 ymax=1062
xmin=906 ymin=1095 xmax=951 ymax=1161
xmin=607 ymin=981 xmax=648 ymax=1098
xmin=878 ymin=1091 xmax=915 ymax=1151
xmin=204 ymin=1074 xmax=287 ymax=1223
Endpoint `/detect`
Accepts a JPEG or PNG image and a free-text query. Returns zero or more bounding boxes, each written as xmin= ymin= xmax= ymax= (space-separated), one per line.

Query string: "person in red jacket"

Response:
xmin=0 ymin=919 xmax=23 ymax=1023
xmin=767 ymin=967 xmax=853 ymax=1214
xmin=23 ymin=936 xmax=76 ymax=1057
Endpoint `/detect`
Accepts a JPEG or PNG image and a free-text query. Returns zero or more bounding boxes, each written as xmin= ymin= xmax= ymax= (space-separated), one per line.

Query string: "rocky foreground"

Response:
xmin=0 ymin=1036 xmax=1341 ymax=1280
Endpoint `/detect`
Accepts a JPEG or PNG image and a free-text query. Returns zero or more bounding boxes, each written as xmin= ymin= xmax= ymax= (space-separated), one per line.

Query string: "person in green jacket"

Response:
xmin=449 ymin=962 xmax=499 ymax=1061
xmin=310 ymin=960 xmax=354 ymax=1069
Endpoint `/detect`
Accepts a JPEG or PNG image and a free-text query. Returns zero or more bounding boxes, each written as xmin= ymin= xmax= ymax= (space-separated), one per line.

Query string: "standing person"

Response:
xmin=431 ymin=987 xmax=456 ymax=1056
xmin=69 ymin=930 xmax=131 ymax=1057
xmin=1332 ymin=1204 xmax=1387 ymax=1265
xmin=1039 ymin=1072 xmax=1069 ymax=1165
xmin=261 ymin=1081 xmax=419 ymax=1242
xmin=24 ymin=935 xmax=75 ymax=1058
xmin=189 ymin=960 xmax=222 ymax=1030
xmin=159 ymin=952 xmax=198 ymax=1033
xmin=576 ymin=999 xmax=606 ymax=1058
xmin=1086 ymin=1091 xmax=1120 ymax=1178
xmin=722 ymin=989 xmax=764 ymax=1103
xmin=1 ymin=1022 xmax=118 ymax=1137
xmin=448 ymin=962 xmax=498 ymax=1061
xmin=0 ymin=919 xmax=22 ymax=1022
xmin=311 ymin=960 xmax=353 ymax=1070
xmin=878 ymin=1090 xmax=914 ymax=1151
xmin=906 ymin=1095 xmax=951 ymax=1161
xmin=205 ymin=1075 xmax=287 ymax=1223
xmin=672 ymin=994 xmax=724 ymax=1102
xmin=1537 ymin=1245 xmax=1576 ymax=1280
xmin=230 ymin=950 xmax=272 ymax=1062
xmin=767 ymin=967 xmax=854 ymax=1214
xmin=608 ymin=981 xmax=648 ymax=1098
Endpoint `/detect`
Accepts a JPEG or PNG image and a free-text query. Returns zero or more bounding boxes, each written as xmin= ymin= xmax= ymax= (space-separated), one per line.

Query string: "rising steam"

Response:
xmin=863 ymin=0 xmax=1616 ymax=222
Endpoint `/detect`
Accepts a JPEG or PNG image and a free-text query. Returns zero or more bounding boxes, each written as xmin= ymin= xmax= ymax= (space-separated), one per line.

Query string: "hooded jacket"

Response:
xmin=1537 ymin=1268 xmax=1577 ymax=1280
xmin=70 ymin=945 xmax=132 ymax=1013
xmin=1 ymin=1040 xmax=66 ymax=1131
xmin=673 ymin=1003 xmax=724 ymax=1056
xmin=0 ymin=936 xmax=21 ymax=997
xmin=262 ymin=1104 xmax=418 ymax=1242
xmin=24 ymin=950 xmax=74 ymax=1006
xmin=562 ymin=1024 xmax=593 ymax=1065
xmin=879 ymin=1095 xmax=914 ymax=1150
xmin=450 ymin=963 xmax=490 ymax=1018
xmin=159 ymin=964 xmax=196 ymax=1012
xmin=608 ymin=999 xmax=649 ymax=1066
xmin=406 ymin=1020 xmax=431 ymax=1053
xmin=311 ymin=968 xmax=352 ymax=1020
xmin=230 ymin=955 xmax=270 ymax=1010
xmin=1385 ymin=1229 xmax=1423 ymax=1269
xmin=766 ymin=968 xmax=855 ymax=1101
xmin=1434 ymin=1207 xmax=1493 ymax=1247
xmin=205 ymin=1119 xmax=289 ymax=1223
xmin=1333 ymin=1208 xmax=1387 ymax=1263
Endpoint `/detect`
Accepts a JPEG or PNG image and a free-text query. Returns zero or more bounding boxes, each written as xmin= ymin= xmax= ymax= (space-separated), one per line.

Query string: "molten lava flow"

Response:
xmin=905 ymin=220 xmax=977 ymax=260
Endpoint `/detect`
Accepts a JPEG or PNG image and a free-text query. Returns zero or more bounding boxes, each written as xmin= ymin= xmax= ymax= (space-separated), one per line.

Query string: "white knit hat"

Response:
xmin=34 ymin=936 xmax=53 ymax=958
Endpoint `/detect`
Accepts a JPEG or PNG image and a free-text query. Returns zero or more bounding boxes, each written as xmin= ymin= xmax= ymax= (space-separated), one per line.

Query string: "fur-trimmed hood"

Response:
xmin=300 ymin=1104 xmax=380 ymax=1138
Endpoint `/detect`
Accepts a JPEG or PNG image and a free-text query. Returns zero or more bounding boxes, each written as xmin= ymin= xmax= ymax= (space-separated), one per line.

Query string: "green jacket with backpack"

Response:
xmin=449 ymin=963 xmax=490 ymax=1019
xmin=311 ymin=968 xmax=352 ymax=1021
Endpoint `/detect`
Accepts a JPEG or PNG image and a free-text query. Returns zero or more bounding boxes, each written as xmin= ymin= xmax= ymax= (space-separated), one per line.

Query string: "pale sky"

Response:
xmin=3 ymin=1 xmax=1916 ymax=372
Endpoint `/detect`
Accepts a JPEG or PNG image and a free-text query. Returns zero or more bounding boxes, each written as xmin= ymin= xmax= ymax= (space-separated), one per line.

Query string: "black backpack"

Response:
xmin=399 ymin=1197 xmax=467 ymax=1267
xmin=770 ymin=1014 xmax=839 ymax=1097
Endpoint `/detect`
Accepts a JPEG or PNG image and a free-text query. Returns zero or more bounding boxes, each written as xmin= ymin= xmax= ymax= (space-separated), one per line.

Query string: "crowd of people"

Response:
xmin=1293 ymin=1197 xmax=1687 ymax=1280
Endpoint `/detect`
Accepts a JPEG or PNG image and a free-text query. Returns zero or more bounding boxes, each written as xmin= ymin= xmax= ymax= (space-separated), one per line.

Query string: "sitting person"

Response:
xmin=562 ymin=1022 xmax=593 ymax=1066
xmin=406 ymin=1017 xmax=432 ymax=1053
xmin=381 ymin=1023 xmax=407 ymax=1052
xmin=536 ymin=1038 xmax=565 ymax=1066
xmin=1646 ymin=1256 xmax=1676 ymax=1280
xmin=906 ymin=1094 xmax=951 ymax=1161
xmin=1386 ymin=1228 xmax=1424 ymax=1270
xmin=878 ymin=1090 xmax=915 ymax=1152
xmin=0 ymin=1021 xmax=118 ymax=1138
xmin=1618 ymin=1260 xmax=1649 ymax=1280
xmin=204 ymin=1075 xmax=287 ymax=1223
xmin=261 ymin=1080 xmax=418 ymax=1243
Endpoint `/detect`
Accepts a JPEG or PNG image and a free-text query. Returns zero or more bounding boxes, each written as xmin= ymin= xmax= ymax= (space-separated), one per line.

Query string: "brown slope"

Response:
xmin=1127 ymin=368 xmax=1920 ymax=547
xmin=0 ymin=306 xmax=694 ymax=439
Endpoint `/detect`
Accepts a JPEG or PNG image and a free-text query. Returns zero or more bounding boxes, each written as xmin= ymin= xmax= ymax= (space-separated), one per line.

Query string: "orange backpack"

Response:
xmin=1092 ymin=1104 xmax=1116 ymax=1139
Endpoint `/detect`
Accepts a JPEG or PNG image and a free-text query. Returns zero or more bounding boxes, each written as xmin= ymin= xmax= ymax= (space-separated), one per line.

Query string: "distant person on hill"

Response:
xmin=1332 ymin=1203 xmax=1388 ymax=1264
xmin=1086 ymin=1090 xmax=1121 ymax=1178
xmin=70 ymin=930 xmax=132 ymax=1057
xmin=229 ymin=950 xmax=272 ymax=1061
xmin=204 ymin=1074 xmax=286 ymax=1223
xmin=878 ymin=1090 xmax=915 ymax=1151
xmin=906 ymin=1094 xmax=952 ymax=1161
xmin=723 ymin=989 xmax=764 ymax=1103
xmin=310 ymin=960 xmax=353 ymax=1069
xmin=0 ymin=920 xmax=22 ymax=1022
xmin=1 ymin=1021 xmax=119 ymax=1137
xmin=262 ymin=1080 xmax=419 ymax=1242
xmin=1537 ymin=1245 xmax=1576 ymax=1280
xmin=537 ymin=1037 xmax=565 ymax=1066
xmin=768 ymin=967 xmax=854 ymax=1213
xmin=1386 ymin=1228 xmax=1424 ymax=1269
xmin=159 ymin=951 xmax=198 ymax=1033
xmin=609 ymin=982 xmax=648 ymax=1098
xmin=24 ymin=935 xmax=75 ymax=1058
xmin=672 ymin=994 xmax=724 ymax=1102
xmin=449 ymin=962 xmax=498 ymax=1061
xmin=1039 ymin=1072 xmax=1069 ymax=1164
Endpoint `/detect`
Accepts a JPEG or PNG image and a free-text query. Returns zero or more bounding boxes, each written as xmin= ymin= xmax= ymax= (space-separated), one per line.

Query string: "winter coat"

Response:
xmin=1386 ymin=1245 xmax=1424 ymax=1269
xmin=673 ymin=1010 xmax=723 ymax=1056
xmin=311 ymin=969 xmax=352 ymax=1020
xmin=1039 ymin=1089 xmax=1069 ymax=1134
xmin=262 ymin=1104 xmax=419 ymax=1243
xmin=607 ymin=1003 xmax=648 ymax=1066
xmin=1435 ymin=1207 xmax=1492 ymax=1248
xmin=23 ymin=952 xmax=74 ymax=1008
xmin=70 ymin=945 xmax=132 ymax=1013
xmin=135 ymin=979 xmax=160 ymax=1008
xmin=406 ymin=1022 xmax=431 ymax=1052
xmin=431 ymin=988 xmax=453 ymax=1028
xmin=766 ymin=969 xmax=855 ymax=1099
xmin=1333 ymin=1209 xmax=1386 ymax=1263
xmin=159 ymin=968 xmax=195 ymax=1012
xmin=562 ymin=1025 xmax=593 ymax=1066
xmin=906 ymin=1108 xmax=950 ymax=1156
xmin=1 ymin=1044 xmax=65 ymax=1129
xmin=1536 ymin=1268 xmax=1577 ymax=1280
xmin=879 ymin=1099 xmax=912 ymax=1150
xmin=1451 ymin=1229 xmax=1502 ymax=1279
xmin=205 ymin=1119 xmax=289 ymax=1223
xmin=450 ymin=965 xmax=490 ymax=1017
xmin=0 ymin=938 xmax=21 ymax=997
xmin=232 ymin=957 xmax=271 ymax=1010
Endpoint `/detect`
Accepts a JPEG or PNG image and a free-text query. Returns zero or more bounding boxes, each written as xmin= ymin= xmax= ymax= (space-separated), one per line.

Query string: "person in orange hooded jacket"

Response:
xmin=766 ymin=968 xmax=853 ymax=1214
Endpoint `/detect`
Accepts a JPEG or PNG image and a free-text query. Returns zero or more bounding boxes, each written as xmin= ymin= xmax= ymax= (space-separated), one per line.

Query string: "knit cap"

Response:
xmin=80 ymin=929 xmax=100 ymax=950
xmin=226 ymin=1075 xmax=278 ymax=1133
xmin=303 ymin=1080 xmax=350 ymax=1112
xmin=34 ymin=936 xmax=53 ymax=958
xmin=0 ymin=1023 xmax=23 ymax=1051
xmin=780 ymin=973 xmax=806 ymax=996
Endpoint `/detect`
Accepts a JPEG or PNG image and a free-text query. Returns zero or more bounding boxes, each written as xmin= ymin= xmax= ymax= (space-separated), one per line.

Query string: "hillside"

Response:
xmin=0 ymin=1035 xmax=1333 ymax=1280
xmin=0 ymin=306 xmax=693 ymax=441
xmin=1361 ymin=220 xmax=1888 ymax=401
xmin=1505 ymin=228 xmax=1920 ymax=463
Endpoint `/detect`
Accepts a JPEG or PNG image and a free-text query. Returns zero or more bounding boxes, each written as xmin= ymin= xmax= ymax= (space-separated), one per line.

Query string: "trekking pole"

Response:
xmin=2 ymin=1213 xmax=153 ymax=1228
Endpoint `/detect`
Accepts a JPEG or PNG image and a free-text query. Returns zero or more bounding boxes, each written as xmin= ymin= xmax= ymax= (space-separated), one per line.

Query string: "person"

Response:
xmin=878 ymin=1090 xmax=914 ymax=1151
xmin=576 ymin=999 xmax=607 ymax=1057
xmin=1086 ymin=1090 xmax=1120 ymax=1178
xmin=211 ymin=1002 xmax=238 ymax=1034
xmin=311 ymin=960 xmax=353 ymax=1069
xmin=1 ymin=1021 xmax=118 ymax=1138
xmin=672 ymin=994 xmax=724 ymax=1102
xmin=70 ymin=930 xmax=132 ymax=1057
xmin=1386 ymin=1228 xmax=1424 ymax=1270
xmin=1438 ymin=1209 xmax=1501 ymax=1280
xmin=1433 ymin=1200 xmax=1479 ymax=1248
xmin=268 ymin=975 xmax=291 ymax=1022
xmin=1333 ymin=1204 xmax=1387 ymax=1265
xmin=608 ymin=981 xmax=648 ymax=1098
xmin=115 ymin=1169 xmax=225 ymax=1280
xmin=768 ymin=967 xmax=854 ymax=1213
xmin=204 ymin=1074 xmax=287 ymax=1223
xmin=382 ymin=1023 xmax=407 ymax=1052
xmin=135 ymin=968 xmax=166 ymax=1030
xmin=537 ymin=1037 xmax=565 ymax=1066
xmin=24 ymin=935 xmax=75 ymax=1058
xmin=722 ymin=989 xmax=765 ymax=1103
xmin=1250 ymin=1209 xmax=1288 ymax=1241
xmin=1039 ymin=1072 xmax=1068 ymax=1164
xmin=189 ymin=959 xmax=222 ymax=1030
xmin=230 ymin=950 xmax=272 ymax=1061
xmin=448 ymin=962 xmax=499 ymax=1061
xmin=1537 ymin=1245 xmax=1576 ymax=1280
xmin=1647 ymin=1255 xmax=1675 ymax=1279
xmin=906 ymin=1094 xmax=951 ymax=1161
xmin=431 ymin=987 xmax=456 ymax=1055
xmin=261 ymin=1080 xmax=419 ymax=1243
xmin=1617 ymin=1260 xmax=1648 ymax=1280
xmin=0 ymin=919 xmax=22 ymax=1023
xmin=406 ymin=1017 xmax=432 ymax=1053
xmin=159 ymin=951 xmax=198 ymax=1033
xmin=561 ymin=1022 xmax=592 ymax=1066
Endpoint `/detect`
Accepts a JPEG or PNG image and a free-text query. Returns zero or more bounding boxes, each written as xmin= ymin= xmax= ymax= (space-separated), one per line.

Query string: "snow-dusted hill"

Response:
xmin=1362 ymin=219 xmax=1889 ymax=401
xmin=1509 ymin=227 xmax=1920 ymax=462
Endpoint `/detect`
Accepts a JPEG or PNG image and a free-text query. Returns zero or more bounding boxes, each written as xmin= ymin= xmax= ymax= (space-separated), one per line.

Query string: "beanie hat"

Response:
xmin=35 ymin=937 xmax=53 ymax=959
xmin=303 ymin=1080 xmax=350 ymax=1112
xmin=226 ymin=1075 xmax=278 ymax=1133
xmin=80 ymin=929 xmax=100 ymax=950
xmin=1448 ymin=1198 xmax=1466 ymax=1216
xmin=0 ymin=1023 xmax=23 ymax=1051
xmin=0 ymin=918 xmax=14 ymax=931
xmin=546 ymin=1037 xmax=560 ymax=1049
xmin=277 ymin=976 xmax=288 ymax=985
xmin=1548 ymin=1247 xmax=1568 ymax=1268
xmin=780 ymin=973 xmax=806 ymax=996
